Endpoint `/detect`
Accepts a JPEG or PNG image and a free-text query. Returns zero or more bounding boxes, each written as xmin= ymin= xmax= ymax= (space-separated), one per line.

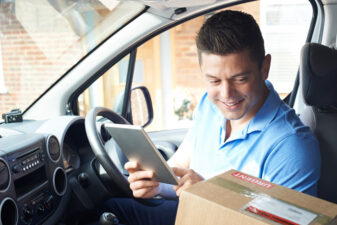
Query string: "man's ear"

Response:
xmin=261 ymin=54 xmax=271 ymax=80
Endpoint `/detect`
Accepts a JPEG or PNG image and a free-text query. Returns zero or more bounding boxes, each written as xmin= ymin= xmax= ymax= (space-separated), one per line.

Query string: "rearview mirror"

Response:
xmin=130 ymin=86 xmax=153 ymax=127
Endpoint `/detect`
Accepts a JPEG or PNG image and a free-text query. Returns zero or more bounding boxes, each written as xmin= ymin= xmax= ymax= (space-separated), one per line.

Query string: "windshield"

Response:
xmin=0 ymin=0 xmax=145 ymax=115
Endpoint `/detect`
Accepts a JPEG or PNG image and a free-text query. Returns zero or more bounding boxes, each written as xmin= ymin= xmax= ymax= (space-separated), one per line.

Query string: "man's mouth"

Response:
xmin=219 ymin=99 xmax=244 ymax=109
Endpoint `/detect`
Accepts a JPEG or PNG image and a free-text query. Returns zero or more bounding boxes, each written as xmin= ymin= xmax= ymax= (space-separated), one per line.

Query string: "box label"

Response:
xmin=232 ymin=172 xmax=274 ymax=189
xmin=244 ymin=196 xmax=317 ymax=225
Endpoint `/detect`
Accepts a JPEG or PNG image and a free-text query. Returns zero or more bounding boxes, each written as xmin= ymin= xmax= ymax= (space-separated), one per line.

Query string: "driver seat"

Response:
xmin=299 ymin=43 xmax=337 ymax=203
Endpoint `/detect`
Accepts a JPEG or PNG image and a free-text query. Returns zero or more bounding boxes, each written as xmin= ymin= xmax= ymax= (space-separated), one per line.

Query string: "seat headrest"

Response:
xmin=300 ymin=43 xmax=337 ymax=108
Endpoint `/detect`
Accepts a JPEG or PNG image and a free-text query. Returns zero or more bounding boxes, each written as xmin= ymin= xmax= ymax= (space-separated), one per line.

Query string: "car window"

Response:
xmin=260 ymin=0 xmax=312 ymax=99
xmin=78 ymin=0 xmax=312 ymax=132
xmin=0 ymin=1 xmax=145 ymax=115
xmin=78 ymin=54 xmax=131 ymax=116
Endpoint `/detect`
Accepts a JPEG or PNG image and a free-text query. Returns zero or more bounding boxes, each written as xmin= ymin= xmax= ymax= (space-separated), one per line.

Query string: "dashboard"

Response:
xmin=0 ymin=115 xmax=181 ymax=225
xmin=0 ymin=116 xmax=97 ymax=225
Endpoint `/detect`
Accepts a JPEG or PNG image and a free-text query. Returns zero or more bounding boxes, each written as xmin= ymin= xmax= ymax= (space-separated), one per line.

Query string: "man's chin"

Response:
xmin=221 ymin=111 xmax=245 ymax=121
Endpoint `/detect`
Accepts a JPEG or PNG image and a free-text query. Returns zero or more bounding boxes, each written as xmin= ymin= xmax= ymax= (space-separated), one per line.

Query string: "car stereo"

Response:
xmin=10 ymin=148 xmax=45 ymax=178
xmin=0 ymin=134 xmax=67 ymax=225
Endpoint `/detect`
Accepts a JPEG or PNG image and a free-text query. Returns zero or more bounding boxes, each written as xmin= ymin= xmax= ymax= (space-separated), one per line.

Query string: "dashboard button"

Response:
xmin=44 ymin=195 xmax=53 ymax=210
xmin=37 ymin=204 xmax=45 ymax=215
xmin=12 ymin=164 xmax=22 ymax=173
xmin=22 ymin=205 xmax=33 ymax=220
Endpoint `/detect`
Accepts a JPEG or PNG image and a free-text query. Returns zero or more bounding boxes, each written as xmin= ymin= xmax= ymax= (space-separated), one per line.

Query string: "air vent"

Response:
xmin=53 ymin=167 xmax=67 ymax=196
xmin=0 ymin=198 xmax=18 ymax=225
xmin=47 ymin=135 xmax=60 ymax=162
xmin=0 ymin=159 xmax=10 ymax=192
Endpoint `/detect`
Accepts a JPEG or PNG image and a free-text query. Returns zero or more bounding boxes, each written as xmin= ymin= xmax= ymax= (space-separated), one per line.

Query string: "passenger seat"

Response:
xmin=299 ymin=43 xmax=337 ymax=203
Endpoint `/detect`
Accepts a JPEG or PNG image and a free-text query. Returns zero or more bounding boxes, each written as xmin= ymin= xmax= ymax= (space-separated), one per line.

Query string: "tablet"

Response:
xmin=104 ymin=123 xmax=179 ymax=185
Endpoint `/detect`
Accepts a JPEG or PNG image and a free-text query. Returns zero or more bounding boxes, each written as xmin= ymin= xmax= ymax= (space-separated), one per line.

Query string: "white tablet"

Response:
xmin=104 ymin=123 xmax=179 ymax=185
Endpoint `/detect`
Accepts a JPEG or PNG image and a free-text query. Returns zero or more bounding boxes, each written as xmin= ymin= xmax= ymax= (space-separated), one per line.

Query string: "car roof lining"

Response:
xmin=145 ymin=0 xmax=247 ymax=20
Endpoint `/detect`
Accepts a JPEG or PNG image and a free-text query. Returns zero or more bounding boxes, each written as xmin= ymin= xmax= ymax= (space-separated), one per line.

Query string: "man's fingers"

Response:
xmin=173 ymin=171 xmax=189 ymax=193
xmin=124 ymin=161 xmax=160 ymax=199
xmin=176 ymin=186 xmax=183 ymax=197
xmin=172 ymin=168 xmax=204 ymax=197
xmin=129 ymin=180 xmax=159 ymax=191
xmin=171 ymin=167 xmax=188 ymax=177
xmin=133 ymin=186 xmax=159 ymax=199
xmin=128 ymin=170 xmax=155 ymax=182
xmin=172 ymin=167 xmax=192 ymax=190
xmin=124 ymin=161 xmax=140 ymax=173
xmin=175 ymin=178 xmax=194 ymax=197
xmin=175 ymin=183 xmax=186 ymax=197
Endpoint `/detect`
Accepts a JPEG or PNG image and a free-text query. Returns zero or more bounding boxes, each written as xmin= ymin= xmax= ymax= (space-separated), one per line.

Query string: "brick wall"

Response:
xmin=0 ymin=3 xmax=81 ymax=115
xmin=173 ymin=16 xmax=205 ymax=89
xmin=1 ymin=7 xmax=48 ymax=114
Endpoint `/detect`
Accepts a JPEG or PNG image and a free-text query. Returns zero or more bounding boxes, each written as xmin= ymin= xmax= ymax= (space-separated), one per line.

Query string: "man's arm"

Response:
xmin=262 ymin=133 xmax=321 ymax=196
xmin=167 ymin=131 xmax=206 ymax=197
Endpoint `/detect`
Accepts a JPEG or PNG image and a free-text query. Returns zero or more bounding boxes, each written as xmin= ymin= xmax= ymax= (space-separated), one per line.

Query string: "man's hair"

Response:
xmin=196 ymin=10 xmax=265 ymax=67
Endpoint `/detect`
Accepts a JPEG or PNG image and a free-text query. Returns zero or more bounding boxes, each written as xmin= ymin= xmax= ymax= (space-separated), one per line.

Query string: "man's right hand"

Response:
xmin=125 ymin=161 xmax=160 ymax=198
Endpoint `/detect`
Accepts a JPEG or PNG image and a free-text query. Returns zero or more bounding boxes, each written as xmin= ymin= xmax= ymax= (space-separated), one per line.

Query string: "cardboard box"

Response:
xmin=175 ymin=170 xmax=337 ymax=225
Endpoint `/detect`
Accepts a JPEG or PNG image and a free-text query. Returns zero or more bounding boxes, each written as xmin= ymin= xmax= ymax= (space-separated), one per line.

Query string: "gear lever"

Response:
xmin=99 ymin=212 xmax=119 ymax=225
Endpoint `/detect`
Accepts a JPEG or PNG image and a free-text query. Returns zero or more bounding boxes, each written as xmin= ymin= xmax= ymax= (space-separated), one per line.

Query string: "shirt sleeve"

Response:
xmin=262 ymin=133 xmax=321 ymax=196
xmin=157 ymin=183 xmax=177 ymax=199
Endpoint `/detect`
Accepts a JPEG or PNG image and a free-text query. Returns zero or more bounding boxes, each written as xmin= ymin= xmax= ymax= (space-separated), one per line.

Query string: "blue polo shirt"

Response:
xmin=188 ymin=81 xmax=321 ymax=195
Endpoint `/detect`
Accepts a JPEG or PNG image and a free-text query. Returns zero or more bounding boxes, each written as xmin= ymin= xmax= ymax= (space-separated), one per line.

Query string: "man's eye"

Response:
xmin=209 ymin=80 xmax=220 ymax=84
xmin=235 ymin=77 xmax=248 ymax=83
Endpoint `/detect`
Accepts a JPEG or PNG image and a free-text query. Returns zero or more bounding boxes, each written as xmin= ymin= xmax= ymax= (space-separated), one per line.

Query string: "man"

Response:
xmin=105 ymin=10 xmax=320 ymax=225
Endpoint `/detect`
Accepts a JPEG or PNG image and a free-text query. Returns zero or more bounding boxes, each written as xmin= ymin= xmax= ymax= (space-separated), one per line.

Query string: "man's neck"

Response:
xmin=225 ymin=120 xmax=247 ymax=141
xmin=224 ymin=85 xmax=270 ymax=141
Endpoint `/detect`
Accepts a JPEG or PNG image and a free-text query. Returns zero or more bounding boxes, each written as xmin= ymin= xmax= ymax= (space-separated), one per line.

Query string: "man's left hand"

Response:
xmin=171 ymin=167 xmax=204 ymax=197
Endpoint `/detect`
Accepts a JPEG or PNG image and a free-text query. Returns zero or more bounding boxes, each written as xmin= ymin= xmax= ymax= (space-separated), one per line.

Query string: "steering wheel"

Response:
xmin=85 ymin=107 xmax=132 ymax=196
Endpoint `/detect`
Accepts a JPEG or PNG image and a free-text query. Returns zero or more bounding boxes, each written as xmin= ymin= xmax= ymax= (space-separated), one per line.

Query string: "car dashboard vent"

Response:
xmin=47 ymin=135 xmax=61 ymax=162
xmin=0 ymin=159 xmax=10 ymax=191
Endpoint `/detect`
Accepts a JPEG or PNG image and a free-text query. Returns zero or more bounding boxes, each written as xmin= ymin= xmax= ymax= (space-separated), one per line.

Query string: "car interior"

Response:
xmin=299 ymin=42 xmax=337 ymax=204
xmin=0 ymin=0 xmax=336 ymax=225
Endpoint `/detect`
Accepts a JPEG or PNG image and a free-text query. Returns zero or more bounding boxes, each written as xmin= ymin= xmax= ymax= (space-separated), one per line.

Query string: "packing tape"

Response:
xmin=209 ymin=177 xmax=332 ymax=225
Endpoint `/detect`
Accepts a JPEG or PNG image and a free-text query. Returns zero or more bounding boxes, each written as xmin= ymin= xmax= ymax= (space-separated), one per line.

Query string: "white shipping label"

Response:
xmin=244 ymin=195 xmax=317 ymax=225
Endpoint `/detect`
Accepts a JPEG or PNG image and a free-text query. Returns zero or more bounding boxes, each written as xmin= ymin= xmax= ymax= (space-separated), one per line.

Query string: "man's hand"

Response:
xmin=172 ymin=167 xmax=204 ymax=197
xmin=125 ymin=161 xmax=159 ymax=198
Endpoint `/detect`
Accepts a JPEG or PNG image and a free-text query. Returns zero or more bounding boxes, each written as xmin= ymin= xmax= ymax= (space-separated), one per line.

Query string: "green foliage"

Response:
xmin=174 ymin=99 xmax=192 ymax=120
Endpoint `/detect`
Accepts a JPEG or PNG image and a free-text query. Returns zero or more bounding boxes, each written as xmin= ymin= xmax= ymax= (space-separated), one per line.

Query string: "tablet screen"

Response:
xmin=104 ymin=123 xmax=179 ymax=185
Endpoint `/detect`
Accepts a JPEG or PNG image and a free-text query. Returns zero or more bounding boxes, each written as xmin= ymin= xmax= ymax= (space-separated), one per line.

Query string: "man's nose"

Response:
xmin=220 ymin=81 xmax=234 ymax=99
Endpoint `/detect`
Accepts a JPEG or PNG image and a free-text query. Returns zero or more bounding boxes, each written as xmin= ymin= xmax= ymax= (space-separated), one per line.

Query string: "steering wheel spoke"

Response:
xmin=85 ymin=107 xmax=132 ymax=196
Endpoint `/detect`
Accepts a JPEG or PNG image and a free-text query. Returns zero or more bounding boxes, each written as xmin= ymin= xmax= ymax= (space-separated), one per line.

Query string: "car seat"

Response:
xmin=299 ymin=43 xmax=337 ymax=203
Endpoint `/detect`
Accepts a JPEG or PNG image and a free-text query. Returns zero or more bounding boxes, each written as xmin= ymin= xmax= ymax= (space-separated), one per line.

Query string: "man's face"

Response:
xmin=201 ymin=50 xmax=270 ymax=124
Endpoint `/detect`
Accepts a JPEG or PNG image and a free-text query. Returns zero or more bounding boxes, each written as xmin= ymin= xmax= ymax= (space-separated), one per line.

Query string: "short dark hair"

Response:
xmin=196 ymin=10 xmax=265 ymax=66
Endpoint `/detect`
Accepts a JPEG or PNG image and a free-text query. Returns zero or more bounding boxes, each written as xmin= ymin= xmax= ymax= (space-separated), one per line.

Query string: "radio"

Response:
xmin=10 ymin=148 xmax=46 ymax=176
